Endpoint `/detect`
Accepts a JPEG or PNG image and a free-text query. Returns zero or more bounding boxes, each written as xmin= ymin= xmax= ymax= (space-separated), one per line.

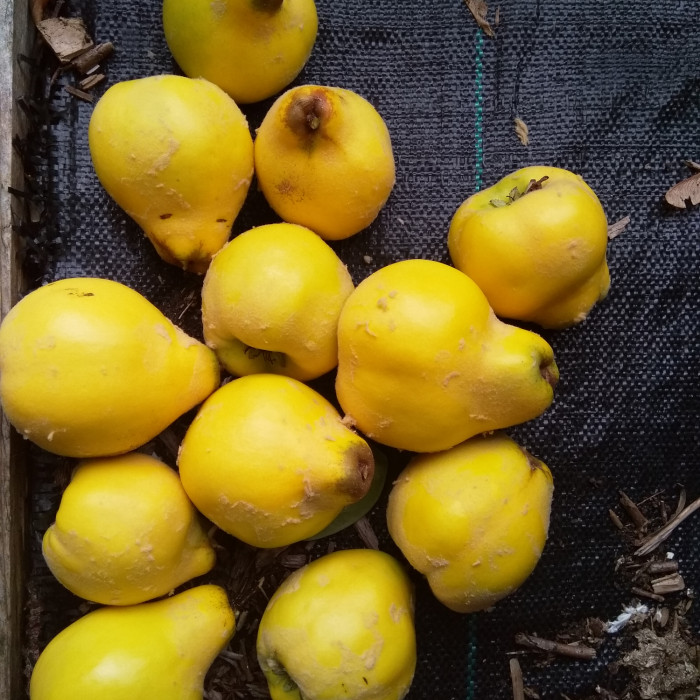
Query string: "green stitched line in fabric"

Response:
xmin=465 ymin=28 xmax=484 ymax=700
xmin=474 ymin=29 xmax=485 ymax=192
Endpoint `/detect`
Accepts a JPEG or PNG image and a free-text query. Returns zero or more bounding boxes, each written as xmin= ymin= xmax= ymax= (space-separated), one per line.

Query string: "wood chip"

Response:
xmin=64 ymin=85 xmax=94 ymax=102
xmin=510 ymin=658 xmax=525 ymax=700
xmin=79 ymin=73 xmax=106 ymax=91
xmin=651 ymin=573 xmax=686 ymax=595
xmin=619 ymin=491 xmax=648 ymax=530
xmin=465 ymin=0 xmax=496 ymax=38
xmin=664 ymin=171 xmax=700 ymax=209
xmin=607 ymin=215 xmax=630 ymax=240
xmin=514 ymin=633 xmax=596 ymax=660
xmin=37 ymin=17 xmax=93 ymax=63
xmin=514 ymin=117 xmax=529 ymax=146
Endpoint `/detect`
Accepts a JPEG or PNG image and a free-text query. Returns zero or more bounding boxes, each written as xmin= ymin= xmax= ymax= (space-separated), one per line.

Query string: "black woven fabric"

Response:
xmin=24 ymin=1 xmax=700 ymax=698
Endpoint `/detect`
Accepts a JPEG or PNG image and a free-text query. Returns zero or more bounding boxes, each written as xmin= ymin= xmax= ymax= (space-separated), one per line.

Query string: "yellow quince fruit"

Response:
xmin=387 ymin=433 xmax=553 ymax=613
xmin=254 ymin=84 xmax=395 ymax=240
xmin=88 ymin=74 xmax=254 ymax=273
xmin=201 ymin=222 xmax=354 ymax=381
xmin=178 ymin=374 xmax=375 ymax=548
xmin=0 ymin=277 xmax=220 ymax=457
xmin=448 ymin=165 xmax=610 ymax=327
xmin=43 ymin=452 xmax=215 ymax=605
xmin=335 ymin=259 xmax=558 ymax=453
xmin=29 ymin=585 xmax=235 ymax=700
xmin=163 ymin=0 xmax=318 ymax=104
xmin=257 ymin=549 xmax=416 ymax=700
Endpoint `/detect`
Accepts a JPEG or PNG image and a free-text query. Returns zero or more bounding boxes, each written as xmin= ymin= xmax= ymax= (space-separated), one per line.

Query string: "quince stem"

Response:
xmin=489 ymin=175 xmax=549 ymax=208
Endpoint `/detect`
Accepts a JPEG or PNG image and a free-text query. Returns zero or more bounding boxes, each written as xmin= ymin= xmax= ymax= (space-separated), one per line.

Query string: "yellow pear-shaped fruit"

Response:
xmin=335 ymin=259 xmax=558 ymax=453
xmin=386 ymin=433 xmax=554 ymax=613
xmin=88 ymin=74 xmax=254 ymax=273
xmin=43 ymin=452 xmax=216 ymax=605
xmin=0 ymin=277 xmax=220 ymax=457
xmin=202 ymin=222 xmax=354 ymax=381
xmin=448 ymin=165 xmax=610 ymax=328
xmin=29 ymin=584 xmax=235 ymax=700
xmin=254 ymin=84 xmax=395 ymax=240
xmin=178 ymin=374 xmax=374 ymax=548
xmin=257 ymin=549 xmax=416 ymax=700
xmin=163 ymin=0 xmax=318 ymax=104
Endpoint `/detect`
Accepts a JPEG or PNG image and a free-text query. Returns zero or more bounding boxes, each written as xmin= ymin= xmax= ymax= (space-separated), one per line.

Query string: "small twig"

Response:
xmin=514 ymin=633 xmax=596 ymax=660
xmin=648 ymin=560 xmax=679 ymax=575
xmin=619 ymin=491 xmax=648 ymax=530
xmin=71 ymin=41 xmax=114 ymax=74
xmin=631 ymin=586 xmax=665 ymax=603
xmin=607 ymin=215 xmax=630 ymax=240
xmin=510 ymin=658 xmax=525 ymax=700
xmin=634 ymin=495 xmax=700 ymax=556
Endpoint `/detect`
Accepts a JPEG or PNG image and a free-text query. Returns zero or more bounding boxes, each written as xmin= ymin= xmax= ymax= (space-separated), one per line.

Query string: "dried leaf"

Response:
xmin=514 ymin=117 xmax=529 ymax=146
xmin=664 ymin=171 xmax=700 ymax=209
xmin=465 ymin=0 xmax=495 ymax=38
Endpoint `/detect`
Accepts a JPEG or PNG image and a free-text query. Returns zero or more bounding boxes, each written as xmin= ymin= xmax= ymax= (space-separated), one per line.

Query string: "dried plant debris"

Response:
xmin=664 ymin=161 xmax=700 ymax=209
xmin=465 ymin=0 xmax=497 ymax=38
xmin=619 ymin=625 xmax=699 ymax=699
xmin=514 ymin=117 xmax=529 ymax=146
xmin=510 ymin=657 xmax=525 ymax=700
xmin=513 ymin=488 xmax=699 ymax=699
xmin=608 ymin=215 xmax=631 ymax=240
xmin=36 ymin=17 xmax=93 ymax=63
xmin=35 ymin=1 xmax=114 ymax=100
xmin=515 ymin=632 xmax=597 ymax=660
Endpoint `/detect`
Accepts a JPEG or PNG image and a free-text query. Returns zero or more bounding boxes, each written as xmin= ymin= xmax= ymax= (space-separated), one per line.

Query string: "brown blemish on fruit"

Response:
xmin=521 ymin=447 xmax=546 ymax=473
xmin=160 ymin=213 xmax=172 ymax=220
xmin=276 ymin=179 xmax=296 ymax=196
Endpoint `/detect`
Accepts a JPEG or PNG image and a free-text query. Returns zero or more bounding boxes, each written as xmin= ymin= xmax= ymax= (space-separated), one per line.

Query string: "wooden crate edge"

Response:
xmin=0 ymin=0 xmax=32 ymax=697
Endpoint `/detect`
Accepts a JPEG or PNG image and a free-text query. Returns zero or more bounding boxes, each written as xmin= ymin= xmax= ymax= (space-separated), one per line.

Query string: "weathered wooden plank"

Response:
xmin=0 ymin=0 xmax=32 ymax=697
